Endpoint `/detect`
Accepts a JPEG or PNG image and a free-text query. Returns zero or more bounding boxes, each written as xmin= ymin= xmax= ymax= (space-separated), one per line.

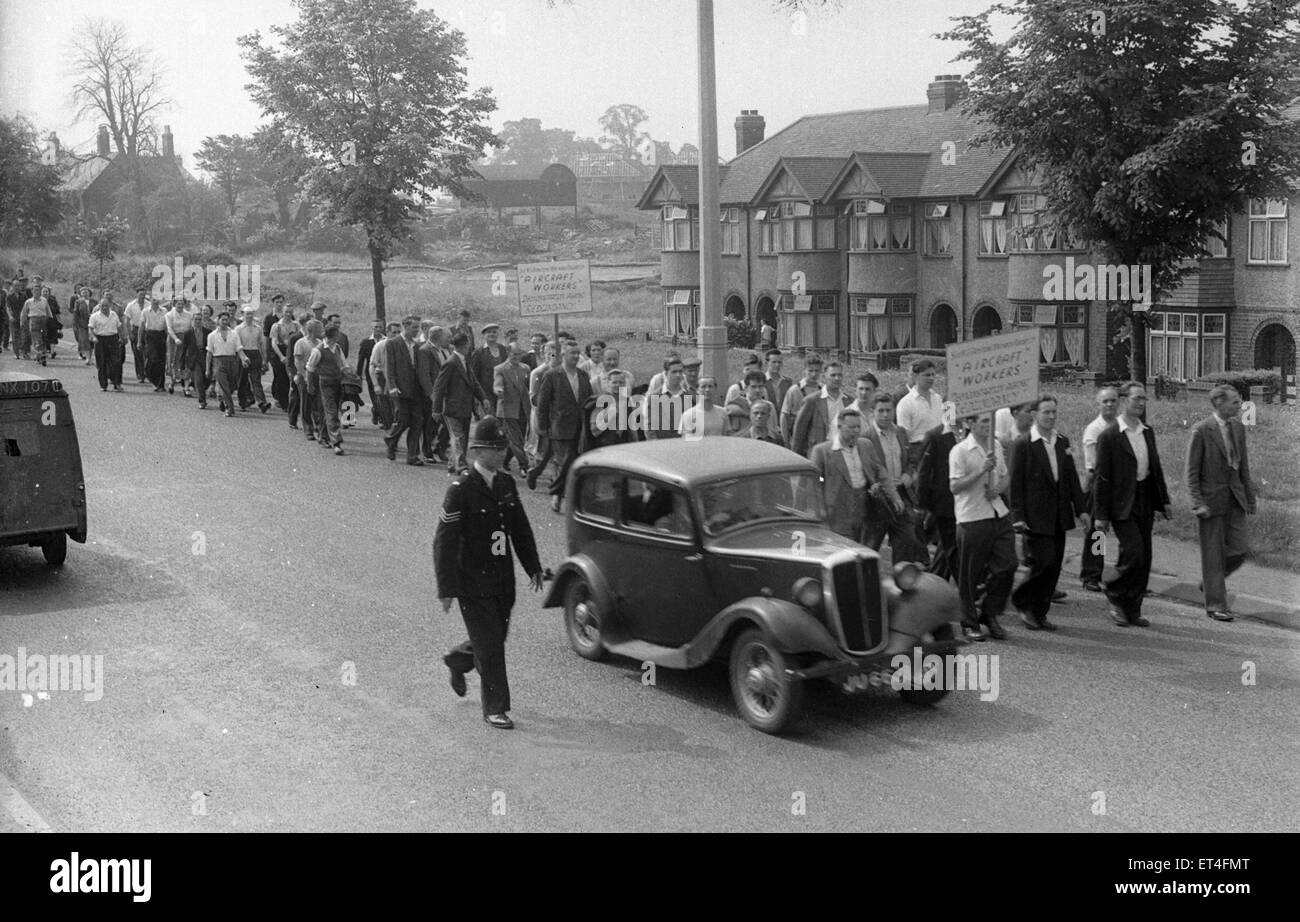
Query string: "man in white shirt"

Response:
xmin=139 ymin=297 xmax=170 ymax=390
xmin=724 ymin=354 xmax=763 ymax=405
xmin=124 ymin=288 xmax=147 ymax=382
xmin=779 ymin=355 xmax=824 ymax=445
xmin=846 ymin=371 xmax=878 ymax=418
xmin=165 ymin=299 xmax=195 ymax=396
xmin=809 ymin=409 xmax=900 ymax=541
xmin=1078 ymin=387 xmax=1119 ymax=591
xmin=88 ymin=298 xmax=125 ymax=390
xmin=647 ymin=350 xmax=682 ymax=395
xmin=949 ymin=410 xmax=1016 ymax=642
xmin=895 ymin=358 xmax=945 ymax=467
xmin=679 ymin=376 xmax=729 ymax=439
xmin=206 ymin=311 xmax=244 ymax=417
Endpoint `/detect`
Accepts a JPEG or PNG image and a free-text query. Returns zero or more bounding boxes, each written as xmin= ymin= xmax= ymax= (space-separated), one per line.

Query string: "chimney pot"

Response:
xmin=735 ymin=110 xmax=766 ymax=157
xmin=927 ymin=75 xmax=965 ymax=114
xmin=96 ymin=124 xmax=110 ymax=157
xmin=162 ymin=125 xmax=174 ymax=160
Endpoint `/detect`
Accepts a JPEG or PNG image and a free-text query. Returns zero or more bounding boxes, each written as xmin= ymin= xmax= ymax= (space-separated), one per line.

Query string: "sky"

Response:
xmin=0 ymin=0 xmax=1009 ymax=173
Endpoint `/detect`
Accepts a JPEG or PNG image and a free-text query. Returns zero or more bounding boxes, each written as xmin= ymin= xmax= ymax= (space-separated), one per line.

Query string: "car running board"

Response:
xmin=603 ymin=639 xmax=690 ymax=670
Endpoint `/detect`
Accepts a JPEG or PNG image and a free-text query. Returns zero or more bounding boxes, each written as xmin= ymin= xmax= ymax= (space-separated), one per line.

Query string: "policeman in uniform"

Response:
xmin=435 ymin=416 xmax=544 ymax=729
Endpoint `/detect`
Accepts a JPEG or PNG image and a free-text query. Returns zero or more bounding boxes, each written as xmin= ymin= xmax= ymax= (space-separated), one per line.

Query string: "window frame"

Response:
xmin=923 ymin=201 xmax=953 ymax=256
xmin=1247 ymin=198 xmax=1288 ymax=265
xmin=849 ymin=198 xmax=911 ymax=252
xmin=1013 ymin=301 xmax=1088 ymax=365
xmin=1147 ymin=310 xmax=1227 ymax=379
xmin=849 ymin=295 xmax=914 ymax=353
xmin=978 ymin=199 xmax=1009 ymax=256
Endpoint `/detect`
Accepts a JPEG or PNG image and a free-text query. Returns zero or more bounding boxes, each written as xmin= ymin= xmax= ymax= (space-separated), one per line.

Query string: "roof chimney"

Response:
xmin=927 ymin=75 xmax=965 ymax=114
xmin=162 ymin=124 xmax=174 ymax=159
xmin=735 ymin=110 xmax=765 ymax=157
xmin=44 ymin=131 xmax=60 ymax=165
xmin=97 ymin=124 xmax=111 ymax=157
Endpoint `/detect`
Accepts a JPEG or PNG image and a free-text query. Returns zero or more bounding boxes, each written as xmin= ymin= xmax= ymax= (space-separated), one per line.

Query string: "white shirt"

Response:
xmin=206 ymin=327 xmax=242 ymax=358
xmin=950 ymin=432 xmax=1009 ymax=523
xmin=124 ymin=300 xmax=145 ymax=325
xmin=896 ymin=388 xmax=944 ymax=444
xmin=1215 ymin=415 xmax=1238 ymax=469
xmin=165 ymin=307 xmax=193 ymax=340
xmin=995 ymin=407 xmax=1016 ymax=445
xmin=1029 ymin=423 xmax=1059 ymax=482
xmin=1081 ymin=413 xmax=1110 ymax=472
xmin=1118 ymin=416 xmax=1150 ymax=481
xmin=88 ymin=310 xmax=122 ymax=338
xmin=872 ymin=422 xmax=903 ymax=480
xmin=832 ymin=432 xmax=867 ymax=488
xmin=679 ymin=403 xmax=728 ymax=438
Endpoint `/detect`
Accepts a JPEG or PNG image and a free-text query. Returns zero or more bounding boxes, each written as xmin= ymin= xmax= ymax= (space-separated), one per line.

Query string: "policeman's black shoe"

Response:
xmin=1051 ymin=589 xmax=1068 ymax=602
xmin=1129 ymin=615 xmax=1150 ymax=628
xmin=448 ymin=665 xmax=466 ymax=697
xmin=1207 ymin=610 xmax=1234 ymax=622
xmin=984 ymin=616 xmax=1007 ymax=640
xmin=484 ymin=713 xmax=514 ymax=730
xmin=1018 ymin=610 xmax=1042 ymax=631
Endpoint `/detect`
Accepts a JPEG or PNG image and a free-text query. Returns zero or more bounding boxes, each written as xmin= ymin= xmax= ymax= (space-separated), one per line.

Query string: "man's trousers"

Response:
xmin=444 ymin=595 xmax=514 ymax=716
xmin=956 ymin=515 xmax=1017 ymax=629
xmin=1012 ymin=530 xmax=1068 ymax=620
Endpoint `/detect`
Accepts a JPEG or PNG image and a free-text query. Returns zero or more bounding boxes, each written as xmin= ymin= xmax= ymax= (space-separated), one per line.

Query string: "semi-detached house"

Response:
xmin=637 ymin=76 xmax=1299 ymax=383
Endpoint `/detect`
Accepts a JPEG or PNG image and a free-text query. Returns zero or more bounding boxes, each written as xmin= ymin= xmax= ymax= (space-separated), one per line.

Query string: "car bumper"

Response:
xmin=787 ymin=637 xmax=966 ymax=682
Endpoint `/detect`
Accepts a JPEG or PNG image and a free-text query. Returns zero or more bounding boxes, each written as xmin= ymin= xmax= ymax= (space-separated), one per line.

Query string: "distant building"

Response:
xmin=575 ymin=153 xmax=650 ymax=204
xmin=458 ymin=163 xmax=578 ymax=224
xmin=53 ymin=124 xmax=191 ymax=227
xmin=637 ymin=81 xmax=1300 ymax=383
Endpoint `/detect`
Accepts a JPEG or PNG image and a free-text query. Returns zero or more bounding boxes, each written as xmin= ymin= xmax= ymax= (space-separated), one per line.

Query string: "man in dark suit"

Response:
xmin=861 ymin=392 xmax=924 ymax=562
xmin=355 ymin=321 xmax=385 ymax=426
xmin=529 ymin=341 xmax=593 ymax=513
xmin=493 ymin=342 xmax=532 ymax=473
xmin=916 ymin=417 xmax=964 ymax=582
xmin=469 ymin=322 xmax=508 ymax=399
xmin=383 ymin=314 xmax=426 ymax=465
xmin=1094 ymin=381 xmax=1172 ymax=627
xmin=809 ymin=409 xmax=902 ymax=541
xmin=436 ymin=416 xmax=544 ymax=730
xmin=1186 ymin=385 xmax=1256 ymax=622
xmin=431 ymin=331 xmax=489 ymax=475
xmin=1008 ymin=395 xmax=1089 ymax=631
xmin=791 ymin=362 xmax=853 ymax=457
xmin=416 ymin=326 xmax=448 ymax=464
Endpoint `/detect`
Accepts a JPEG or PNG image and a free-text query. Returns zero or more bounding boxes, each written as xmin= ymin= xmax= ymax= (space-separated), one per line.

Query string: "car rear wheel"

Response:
xmin=41 ymin=533 xmax=67 ymax=567
xmin=897 ymin=623 xmax=954 ymax=706
xmin=729 ymin=628 xmax=804 ymax=734
xmin=563 ymin=577 xmax=607 ymax=661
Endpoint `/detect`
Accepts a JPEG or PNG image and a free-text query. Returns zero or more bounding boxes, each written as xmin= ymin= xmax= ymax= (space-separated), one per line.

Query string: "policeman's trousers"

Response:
xmin=444 ymin=596 xmax=513 ymax=716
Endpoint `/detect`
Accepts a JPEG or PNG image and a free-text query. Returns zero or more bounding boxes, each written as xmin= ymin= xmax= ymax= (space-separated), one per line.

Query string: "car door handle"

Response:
xmin=685 ymin=553 xmax=703 ymax=562
xmin=729 ymin=564 xmax=758 ymax=572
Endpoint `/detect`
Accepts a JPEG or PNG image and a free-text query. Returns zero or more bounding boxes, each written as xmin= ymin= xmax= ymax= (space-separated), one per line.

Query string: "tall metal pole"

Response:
xmin=696 ymin=0 xmax=726 ymax=392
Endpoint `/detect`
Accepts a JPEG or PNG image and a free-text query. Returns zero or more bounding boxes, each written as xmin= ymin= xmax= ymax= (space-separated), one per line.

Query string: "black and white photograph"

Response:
xmin=0 ymin=0 xmax=1297 ymax=874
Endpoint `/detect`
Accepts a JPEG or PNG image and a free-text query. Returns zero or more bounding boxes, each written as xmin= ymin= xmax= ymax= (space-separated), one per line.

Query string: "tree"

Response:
xmin=599 ymin=104 xmax=650 ymax=161
xmin=68 ymin=18 xmax=170 ymax=245
xmin=0 ymin=116 xmax=64 ymax=244
xmin=240 ymin=0 xmax=496 ymax=321
xmin=941 ymin=0 xmax=1300 ymax=380
xmin=251 ymin=124 xmax=311 ymax=231
xmin=84 ymin=215 xmax=130 ymax=285
xmin=490 ymin=117 xmax=601 ymax=173
xmin=195 ymin=134 xmax=260 ymax=236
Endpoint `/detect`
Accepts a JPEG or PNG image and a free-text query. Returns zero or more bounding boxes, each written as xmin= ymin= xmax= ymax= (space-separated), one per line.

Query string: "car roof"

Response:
xmin=571 ymin=439 xmax=816 ymax=486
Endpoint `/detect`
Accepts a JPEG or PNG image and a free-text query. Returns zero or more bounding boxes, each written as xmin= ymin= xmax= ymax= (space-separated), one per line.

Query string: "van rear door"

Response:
xmin=0 ymin=377 xmax=87 ymax=544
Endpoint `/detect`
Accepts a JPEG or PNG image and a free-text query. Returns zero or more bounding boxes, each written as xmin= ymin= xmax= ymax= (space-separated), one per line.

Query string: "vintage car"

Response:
xmin=542 ymin=438 xmax=964 ymax=733
xmin=0 ymin=372 xmax=87 ymax=566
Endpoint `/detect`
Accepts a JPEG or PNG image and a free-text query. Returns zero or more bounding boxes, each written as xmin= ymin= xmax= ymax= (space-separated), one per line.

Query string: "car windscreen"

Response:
xmin=697 ymin=472 xmax=825 ymax=536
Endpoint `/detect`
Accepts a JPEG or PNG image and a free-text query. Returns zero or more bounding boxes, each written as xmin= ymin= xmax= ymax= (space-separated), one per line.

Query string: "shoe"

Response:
xmin=1130 ymin=615 xmax=1150 ymax=628
xmin=385 ymin=440 xmax=396 ymax=461
xmin=1051 ymin=589 xmax=1067 ymax=602
xmin=448 ymin=664 xmax=466 ymax=697
xmin=551 ymin=495 xmax=562 ymax=513
xmin=1018 ymin=610 xmax=1042 ymax=631
xmin=407 ymin=459 xmax=425 ymax=467
xmin=168 ymin=384 xmax=175 ymax=395
xmin=113 ymin=385 xmax=123 ymax=392
xmin=961 ymin=624 xmax=986 ymax=642
xmin=306 ymin=435 xmax=316 ymax=441
xmin=421 ymin=456 xmax=438 ymax=465
xmin=260 ymin=402 xmax=270 ymax=414
xmin=984 ymin=616 xmax=1007 ymax=640
xmin=1082 ymin=580 xmax=1103 ymax=593
xmin=198 ymin=403 xmax=207 ymax=410
xmin=224 ymin=410 xmax=235 ymax=418
xmin=526 ymin=470 xmax=538 ymax=491
xmin=484 ymin=713 xmax=514 ymax=730
xmin=101 ymin=387 xmax=107 ymax=392
xmin=1038 ymin=618 xmax=1058 ymax=632
xmin=1108 ymin=607 xmax=1129 ymax=626
xmin=333 ymin=446 xmax=344 ymax=456
xmin=289 ymin=424 xmax=299 ymax=430
xmin=1207 ymin=610 xmax=1234 ymax=622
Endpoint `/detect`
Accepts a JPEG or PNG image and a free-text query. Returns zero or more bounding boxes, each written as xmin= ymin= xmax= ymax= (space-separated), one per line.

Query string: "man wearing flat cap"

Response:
xmin=469 ymin=322 xmax=509 ymax=410
xmin=434 ymin=416 xmax=544 ymax=730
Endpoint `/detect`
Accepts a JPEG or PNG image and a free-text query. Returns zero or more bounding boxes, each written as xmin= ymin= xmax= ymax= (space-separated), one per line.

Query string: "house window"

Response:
xmin=1009 ymin=193 xmax=1071 ymax=252
xmin=664 ymin=289 xmax=699 ymax=337
xmin=979 ymin=200 xmax=1008 ymax=255
xmin=1247 ymin=199 xmax=1287 ymax=264
xmin=756 ymin=208 xmax=779 ymax=254
xmin=778 ymin=292 xmax=837 ymax=349
xmin=776 ymin=202 xmax=836 ymax=252
xmin=661 ymin=205 xmax=699 ymax=252
xmin=1205 ymin=219 xmax=1229 ymax=258
xmin=1013 ymin=302 xmax=1088 ymax=365
xmin=923 ymin=203 xmax=952 ymax=255
xmin=721 ymin=207 xmax=741 ymax=255
xmin=849 ymin=296 xmax=913 ymax=353
xmin=849 ymin=199 xmax=911 ymax=251
xmin=1148 ymin=311 xmax=1226 ymax=379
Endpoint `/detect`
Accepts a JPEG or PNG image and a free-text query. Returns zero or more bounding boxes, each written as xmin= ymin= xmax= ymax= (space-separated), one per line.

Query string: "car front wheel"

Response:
xmin=729 ymin=628 xmax=804 ymax=734
xmin=897 ymin=623 xmax=954 ymax=706
xmin=563 ymin=577 xmax=607 ymax=661
xmin=41 ymin=533 xmax=68 ymax=567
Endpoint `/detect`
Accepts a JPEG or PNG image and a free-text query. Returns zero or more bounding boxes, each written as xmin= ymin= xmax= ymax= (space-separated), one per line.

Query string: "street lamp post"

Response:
xmin=696 ymin=0 xmax=727 ymax=391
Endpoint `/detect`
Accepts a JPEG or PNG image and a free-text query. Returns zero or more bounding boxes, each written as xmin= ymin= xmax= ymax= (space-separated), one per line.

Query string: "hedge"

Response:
xmin=1195 ymin=368 xmax=1282 ymax=401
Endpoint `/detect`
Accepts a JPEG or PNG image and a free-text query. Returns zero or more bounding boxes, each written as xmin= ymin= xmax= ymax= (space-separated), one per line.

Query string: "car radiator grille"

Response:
xmin=829 ymin=556 xmax=883 ymax=654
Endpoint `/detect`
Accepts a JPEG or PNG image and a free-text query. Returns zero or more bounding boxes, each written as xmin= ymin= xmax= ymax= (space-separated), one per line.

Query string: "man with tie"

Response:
xmin=469 ymin=322 xmax=508 ymax=400
xmin=383 ymin=314 xmax=427 ymax=466
xmin=1078 ymin=386 xmax=1120 ymax=591
xmin=862 ymin=392 xmax=924 ymax=562
xmin=1093 ymin=382 xmax=1172 ymax=628
xmin=431 ymin=331 xmax=489 ymax=474
xmin=791 ymin=361 xmax=853 ymax=457
xmin=416 ymin=325 xmax=449 ymax=465
xmin=1008 ymin=395 xmax=1089 ymax=631
xmin=530 ymin=342 xmax=593 ymax=513
xmin=810 ymin=409 xmax=901 ymax=542
xmin=493 ymin=342 xmax=532 ymax=473
xmin=1186 ymin=385 xmax=1256 ymax=622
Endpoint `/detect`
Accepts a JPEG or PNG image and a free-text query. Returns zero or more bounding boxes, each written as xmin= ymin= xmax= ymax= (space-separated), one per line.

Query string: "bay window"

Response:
xmin=1247 ymin=199 xmax=1287 ymax=264
xmin=979 ymin=200 xmax=1008 ymax=255
xmin=721 ymin=207 xmax=741 ymax=255
xmin=778 ymin=292 xmax=837 ymax=348
xmin=849 ymin=199 xmax=911 ymax=251
xmin=923 ymin=203 xmax=952 ymax=255
xmin=776 ymin=202 xmax=836 ymax=251
xmin=664 ymin=289 xmax=699 ymax=337
xmin=850 ymin=296 xmax=913 ymax=353
xmin=1014 ymin=302 xmax=1087 ymax=365
xmin=661 ymin=205 xmax=699 ymax=252
xmin=1148 ymin=311 xmax=1226 ymax=379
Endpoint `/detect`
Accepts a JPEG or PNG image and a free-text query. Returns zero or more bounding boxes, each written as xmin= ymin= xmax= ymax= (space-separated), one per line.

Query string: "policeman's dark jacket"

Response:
xmin=433 ymin=466 xmax=541 ymax=603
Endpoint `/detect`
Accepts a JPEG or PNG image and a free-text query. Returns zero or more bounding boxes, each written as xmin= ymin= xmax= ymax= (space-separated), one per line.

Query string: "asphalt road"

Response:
xmin=2 ymin=354 xmax=1298 ymax=832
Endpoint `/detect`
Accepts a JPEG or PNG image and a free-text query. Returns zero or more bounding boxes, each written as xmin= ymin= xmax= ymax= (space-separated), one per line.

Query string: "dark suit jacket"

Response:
xmin=493 ymin=359 xmax=531 ymax=420
xmin=433 ymin=467 xmax=540 ymax=601
xmin=416 ymin=342 xmax=445 ymax=400
xmin=469 ymin=343 xmax=508 ymax=399
xmin=383 ymin=336 xmax=420 ymax=397
xmin=537 ymin=366 xmax=593 ymax=441
xmin=764 ymin=375 xmax=792 ymax=412
xmin=356 ymin=336 xmax=377 ymax=377
xmin=430 ymin=351 xmax=486 ymax=419
xmin=1094 ymin=421 xmax=1171 ymax=522
xmin=916 ymin=428 xmax=958 ymax=519
xmin=1186 ymin=415 xmax=1255 ymax=516
xmin=792 ymin=394 xmax=852 ymax=457
xmin=1008 ymin=431 xmax=1087 ymax=536
xmin=810 ymin=438 xmax=900 ymax=538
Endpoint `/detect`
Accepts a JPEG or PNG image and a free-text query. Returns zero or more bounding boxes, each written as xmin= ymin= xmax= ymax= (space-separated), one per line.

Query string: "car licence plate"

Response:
xmin=839 ymin=667 xmax=899 ymax=694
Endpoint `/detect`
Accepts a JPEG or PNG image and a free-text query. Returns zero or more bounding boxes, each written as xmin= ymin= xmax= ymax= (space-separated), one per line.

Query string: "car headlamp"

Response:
xmin=792 ymin=577 xmax=822 ymax=609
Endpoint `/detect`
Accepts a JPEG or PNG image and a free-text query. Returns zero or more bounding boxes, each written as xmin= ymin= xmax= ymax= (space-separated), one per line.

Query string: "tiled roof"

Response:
xmin=635 ymin=164 xmax=730 ymax=207
xmin=575 ymin=154 xmax=649 ymax=179
xmin=771 ymin=156 xmax=847 ymax=201
xmin=58 ymin=155 xmax=114 ymax=193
